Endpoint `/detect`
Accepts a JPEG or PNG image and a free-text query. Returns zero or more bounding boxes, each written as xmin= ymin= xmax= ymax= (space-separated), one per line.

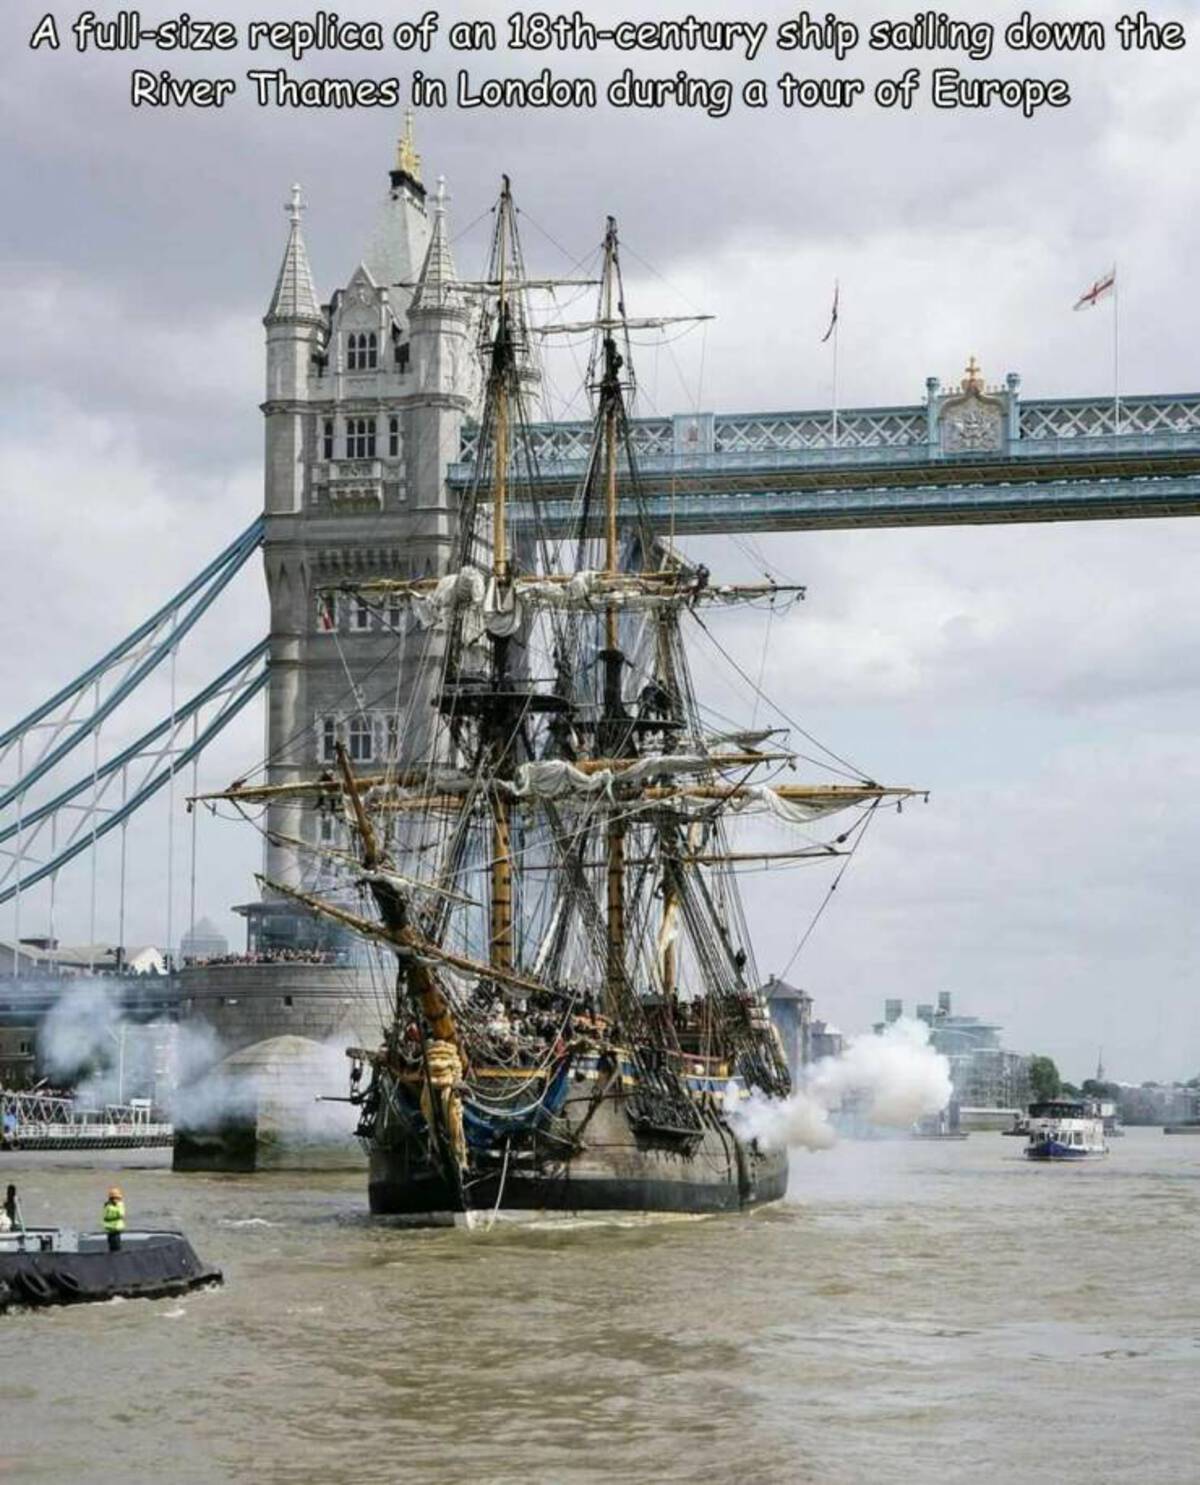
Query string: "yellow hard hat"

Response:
xmin=107 ymin=1187 xmax=123 ymax=1200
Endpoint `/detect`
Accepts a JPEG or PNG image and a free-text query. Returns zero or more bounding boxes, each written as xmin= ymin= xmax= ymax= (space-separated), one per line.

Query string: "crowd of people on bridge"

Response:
xmin=181 ymin=948 xmax=346 ymax=969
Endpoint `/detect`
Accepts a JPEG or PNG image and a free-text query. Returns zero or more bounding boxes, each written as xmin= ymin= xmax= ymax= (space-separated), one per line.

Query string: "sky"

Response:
xmin=2 ymin=0 xmax=1199 ymax=1082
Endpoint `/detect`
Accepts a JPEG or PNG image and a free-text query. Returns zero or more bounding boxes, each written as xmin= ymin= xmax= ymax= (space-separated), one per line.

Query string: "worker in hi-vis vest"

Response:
xmin=102 ymin=1187 xmax=125 ymax=1251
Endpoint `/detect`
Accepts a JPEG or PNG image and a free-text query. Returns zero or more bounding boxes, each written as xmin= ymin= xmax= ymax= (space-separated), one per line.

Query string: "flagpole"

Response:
xmin=1112 ymin=262 xmax=1121 ymax=436
xmin=831 ymin=279 xmax=840 ymax=449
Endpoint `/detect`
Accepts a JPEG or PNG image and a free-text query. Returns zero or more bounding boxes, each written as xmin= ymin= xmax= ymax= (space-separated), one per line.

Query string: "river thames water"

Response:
xmin=2 ymin=1128 xmax=1196 ymax=1484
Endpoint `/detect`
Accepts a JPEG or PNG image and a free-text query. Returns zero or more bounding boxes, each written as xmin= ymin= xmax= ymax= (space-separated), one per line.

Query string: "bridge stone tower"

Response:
xmin=258 ymin=121 xmax=475 ymax=937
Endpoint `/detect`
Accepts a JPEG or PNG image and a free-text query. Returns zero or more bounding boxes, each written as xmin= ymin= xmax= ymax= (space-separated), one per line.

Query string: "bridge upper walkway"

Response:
xmin=452 ymin=374 xmax=1200 ymax=533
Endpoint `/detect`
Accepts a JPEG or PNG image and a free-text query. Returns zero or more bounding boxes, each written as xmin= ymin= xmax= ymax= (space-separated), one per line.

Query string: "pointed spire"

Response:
xmin=411 ymin=175 xmax=458 ymax=310
xmin=390 ymin=109 xmax=425 ymax=198
xmin=397 ymin=109 xmax=421 ymax=182
xmin=265 ymin=183 xmax=323 ymax=326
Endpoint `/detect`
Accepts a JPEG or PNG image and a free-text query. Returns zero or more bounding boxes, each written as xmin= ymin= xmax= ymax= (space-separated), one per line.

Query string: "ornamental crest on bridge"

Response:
xmin=933 ymin=357 xmax=1011 ymax=454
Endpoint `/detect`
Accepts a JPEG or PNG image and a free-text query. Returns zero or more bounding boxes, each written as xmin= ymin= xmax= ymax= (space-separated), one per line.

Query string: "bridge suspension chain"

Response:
xmin=0 ymin=518 xmax=267 ymax=937
xmin=0 ymin=517 xmax=264 ymax=803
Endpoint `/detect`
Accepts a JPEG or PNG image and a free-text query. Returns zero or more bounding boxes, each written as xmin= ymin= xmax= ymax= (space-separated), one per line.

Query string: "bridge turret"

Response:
xmin=408 ymin=176 xmax=474 ymax=533
xmin=263 ymin=184 xmax=324 ymax=515
xmin=261 ymin=185 xmax=324 ymax=895
xmin=255 ymin=132 xmax=479 ymax=914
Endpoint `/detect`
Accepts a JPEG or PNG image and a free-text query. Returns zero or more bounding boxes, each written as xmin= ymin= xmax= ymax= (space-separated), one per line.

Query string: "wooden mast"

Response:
xmin=657 ymin=622 xmax=680 ymax=999
xmin=601 ymin=216 xmax=625 ymax=1011
xmin=492 ymin=180 xmax=511 ymax=585
xmin=332 ymin=744 xmax=459 ymax=1046
xmin=490 ymin=177 xmax=515 ymax=974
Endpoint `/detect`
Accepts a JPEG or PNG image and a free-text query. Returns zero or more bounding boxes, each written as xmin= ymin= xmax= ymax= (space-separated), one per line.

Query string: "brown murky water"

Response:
xmin=2 ymin=1129 xmax=1196 ymax=1484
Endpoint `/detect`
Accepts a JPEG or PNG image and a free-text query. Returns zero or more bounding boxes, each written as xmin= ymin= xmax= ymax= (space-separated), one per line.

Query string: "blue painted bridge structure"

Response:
xmin=455 ymin=368 xmax=1200 ymax=535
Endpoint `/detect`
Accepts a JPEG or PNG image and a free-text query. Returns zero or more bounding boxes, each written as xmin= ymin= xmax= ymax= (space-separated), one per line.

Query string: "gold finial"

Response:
xmin=961 ymin=356 xmax=983 ymax=394
xmin=396 ymin=109 xmax=422 ymax=183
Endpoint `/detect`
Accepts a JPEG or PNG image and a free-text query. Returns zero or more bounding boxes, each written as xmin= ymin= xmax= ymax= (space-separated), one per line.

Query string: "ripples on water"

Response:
xmin=3 ymin=1131 xmax=1196 ymax=1484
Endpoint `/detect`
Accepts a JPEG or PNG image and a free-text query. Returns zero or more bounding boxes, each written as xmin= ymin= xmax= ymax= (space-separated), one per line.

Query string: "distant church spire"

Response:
xmin=1096 ymin=1047 xmax=1106 ymax=1082
xmin=264 ymin=183 xmax=323 ymax=325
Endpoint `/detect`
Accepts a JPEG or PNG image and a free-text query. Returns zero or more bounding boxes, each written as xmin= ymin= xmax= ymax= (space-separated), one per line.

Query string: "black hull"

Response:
xmin=365 ymin=1072 xmax=789 ymax=1223
xmin=0 ymin=1233 xmax=222 ymax=1312
xmin=369 ymin=1159 xmax=789 ymax=1220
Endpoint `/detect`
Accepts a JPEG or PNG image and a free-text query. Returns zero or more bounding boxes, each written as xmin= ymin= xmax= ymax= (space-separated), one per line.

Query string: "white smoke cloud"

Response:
xmin=732 ymin=1016 xmax=952 ymax=1152
xmin=809 ymin=1016 xmax=953 ymax=1127
xmin=168 ymin=1022 xmax=255 ymax=1129
xmin=35 ymin=982 xmax=354 ymax=1141
xmin=172 ymin=1033 xmax=358 ymax=1142
xmin=38 ymin=981 xmax=124 ymax=1090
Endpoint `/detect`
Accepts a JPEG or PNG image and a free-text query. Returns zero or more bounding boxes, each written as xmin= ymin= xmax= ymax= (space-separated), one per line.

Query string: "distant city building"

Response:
xmin=57 ymin=945 xmax=167 ymax=975
xmin=180 ymin=917 xmax=229 ymax=964
xmin=0 ymin=1026 xmax=36 ymax=1088
xmin=878 ymin=993 xmax=1031 ymax=1111
xmin=762 ymin=980 xmax=848 ymax=1077
xmin=0 ymin=940 xmax=165 ymax=977
xmin=762 ymin=976 xmax=812 ymax=1083
xmin=810 ymin=1019 xmax=844 ymax=1062
xmin=1115 ymin=1082 xmax=1200 ymax=1126
xmin=0 ymin=941 xmax=63 ymax=978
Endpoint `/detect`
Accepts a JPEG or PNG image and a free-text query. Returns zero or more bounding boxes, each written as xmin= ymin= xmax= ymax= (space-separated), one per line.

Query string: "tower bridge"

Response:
xmin=5 ymin=121 xmax=1200 ymax=975
xmin=457 ymin=374 xmax=1200 ymax=535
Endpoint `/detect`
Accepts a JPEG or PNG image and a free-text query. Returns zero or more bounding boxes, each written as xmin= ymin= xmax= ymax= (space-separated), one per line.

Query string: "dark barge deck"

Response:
xmin=1 ymin=1229 xmax=222 ymax=1312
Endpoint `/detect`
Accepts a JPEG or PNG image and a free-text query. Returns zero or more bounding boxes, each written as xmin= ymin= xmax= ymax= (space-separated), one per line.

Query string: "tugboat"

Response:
xmin=1 ymin=1225 xmax=222 ymax=1312
xmin=1024 ymin=1098 xmax=1108 ymax=1160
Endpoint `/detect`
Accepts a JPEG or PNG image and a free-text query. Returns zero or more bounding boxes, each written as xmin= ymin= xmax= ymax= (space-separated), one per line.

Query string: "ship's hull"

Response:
xmin=1024 ymin=1136 xmax=1108 ymax=1159
xmin=1024 ymin=1144 xmax=1106 ymax=1160
xmin=364 ymin=1065 xmax=788 ymax=1223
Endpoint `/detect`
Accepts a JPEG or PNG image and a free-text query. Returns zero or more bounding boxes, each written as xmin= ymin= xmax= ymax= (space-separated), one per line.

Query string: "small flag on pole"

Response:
xmin=821 ymin=282 xmax=839 ymax=343
xmin=1073 ymin=267 xmax=1116 ymax=311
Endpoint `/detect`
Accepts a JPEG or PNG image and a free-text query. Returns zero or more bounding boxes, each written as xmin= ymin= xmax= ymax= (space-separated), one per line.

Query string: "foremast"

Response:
xmin=599 ymin=217 xmax=628 ymax=1013
xmin=487 ymin=178 xmax=517 ymax=976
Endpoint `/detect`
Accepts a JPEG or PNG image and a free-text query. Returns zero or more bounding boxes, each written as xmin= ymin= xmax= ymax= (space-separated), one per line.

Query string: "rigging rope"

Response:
xmin=776 ymin=802 xmax=880 ymax=981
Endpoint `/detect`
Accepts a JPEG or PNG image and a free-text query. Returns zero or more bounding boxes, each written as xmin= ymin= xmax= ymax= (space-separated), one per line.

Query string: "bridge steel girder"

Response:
xmin=0 ymin=517 xmax=265 ymax=755
xmin=0 ymin=662 xmax=270 ymax=909
xmin=458 ymin=451 xmax=1200 ymax=537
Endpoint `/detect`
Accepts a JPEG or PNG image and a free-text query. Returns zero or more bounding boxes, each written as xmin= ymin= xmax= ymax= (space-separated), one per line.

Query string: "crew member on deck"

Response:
xmin=103 ymin=1187 xmax=126 ymax=1251
xmin=4 ymin=1183 xmax=21 ymax=1230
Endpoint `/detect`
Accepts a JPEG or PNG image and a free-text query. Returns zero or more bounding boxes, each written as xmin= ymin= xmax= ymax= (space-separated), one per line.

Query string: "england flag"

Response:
xmin=1073 ymin=268 xmax=1116 ymax=311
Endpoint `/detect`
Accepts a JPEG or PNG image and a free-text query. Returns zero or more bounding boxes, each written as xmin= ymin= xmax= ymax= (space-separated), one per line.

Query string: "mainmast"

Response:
xmin=492 ymin=179 xmax=512 ymax=585
xmin=489 ymin=177 xmax=516 ymax=973
xmin=534 ymin=216 xmax=713 ymax=1013
xmin=599 ymin=217 xmax=627 ymax=1009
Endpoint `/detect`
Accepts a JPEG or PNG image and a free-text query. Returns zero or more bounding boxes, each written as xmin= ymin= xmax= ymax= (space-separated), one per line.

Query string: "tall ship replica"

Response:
xmin=204 ymin=176 xmax=916 ymax=1221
